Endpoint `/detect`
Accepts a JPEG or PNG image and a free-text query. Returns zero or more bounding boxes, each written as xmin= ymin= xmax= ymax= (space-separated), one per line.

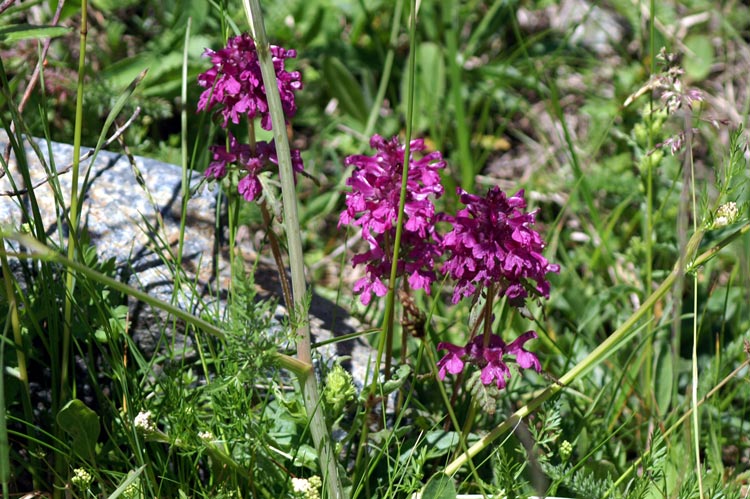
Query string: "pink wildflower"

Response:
xmin=197 ymin=33 xmax=301 ymax=129
xmin=207 ymin=133 xmax=304 ymax=202
xmin=437 ymin=331 xmax=541 ymax=389
xmin=441 ymin=187 xmax=560 ymax=305
xmin=340 ymin=135 xmax=445 ymax=304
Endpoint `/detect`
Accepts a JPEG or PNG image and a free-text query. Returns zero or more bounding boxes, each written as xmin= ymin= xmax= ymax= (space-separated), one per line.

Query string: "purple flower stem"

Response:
xmin=481 ymin=284 xmax=497 ymax=349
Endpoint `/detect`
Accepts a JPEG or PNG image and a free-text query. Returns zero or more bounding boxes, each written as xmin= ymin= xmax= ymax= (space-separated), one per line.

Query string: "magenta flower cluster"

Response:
xmin=339 ymin=135 xmax=446 ymax=305
xmin=206 ymin=133 xmax=304 ymax=202
xmin=441 ymin=187 xmax=560 ymax=305
xmin=437 ymin=331 xmax=541 ymax=389
xmin=198 ymin=33 xmax=301 ymax=129
xmin=340 ymin=136 xmax=559 ymax=389
xmin=197 ymin=33 xmax=303 ymax=202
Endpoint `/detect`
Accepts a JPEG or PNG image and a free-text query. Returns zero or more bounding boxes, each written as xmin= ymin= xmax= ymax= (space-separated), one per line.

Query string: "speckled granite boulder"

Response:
xmin=0 ymin=132 xmax=375 ymax=386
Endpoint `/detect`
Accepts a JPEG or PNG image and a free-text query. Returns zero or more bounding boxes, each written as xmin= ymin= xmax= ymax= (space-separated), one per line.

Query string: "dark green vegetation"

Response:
xmin=2 ymin=0 xmax=750 ymax=498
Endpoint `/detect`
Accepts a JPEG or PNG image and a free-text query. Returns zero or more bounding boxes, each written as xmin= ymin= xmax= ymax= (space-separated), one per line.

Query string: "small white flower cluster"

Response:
xmin=291 ymin=475 xmax=322 ymax=499
xmin=71 ymin=468 xmax=93 ymax=490
xmin=711 ymin=202 xmax=739 ymax=229
xmin=133 ymin=410 xmax=156 ymax=434
xmin=198 ymin=430 xmax=214 ymax=442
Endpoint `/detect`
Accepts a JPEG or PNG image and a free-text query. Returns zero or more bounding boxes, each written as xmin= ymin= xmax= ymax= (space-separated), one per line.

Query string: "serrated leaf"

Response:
xmin=56 ymin=399 xmax=100 ymax=461
xmin=467 ymin=370 xmax=500 ymax=415
xmin=421 ymin=473 xmax=456 ymax=499
xmin=0 ymin=25 xmax=72 ymax=43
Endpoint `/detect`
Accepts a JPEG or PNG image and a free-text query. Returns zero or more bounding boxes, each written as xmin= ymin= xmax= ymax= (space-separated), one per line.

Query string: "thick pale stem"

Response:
xmin=242 ymin=2 xmax=344 ymax=497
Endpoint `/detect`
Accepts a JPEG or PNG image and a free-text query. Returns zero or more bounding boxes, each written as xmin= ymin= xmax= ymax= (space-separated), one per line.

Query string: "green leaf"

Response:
xmin=684 ymin=34 xmax=713 ymax=81
xmin=421 ymin=473 xmax=456 ymax=499
xmin=56 ymin=399 xmax=100 ymax=461
xmin=0 ymin=25 xmax=72 ymax=43
xmin=107 ymin=466 xmax=146 ymax=499
xmin=381 ymin=364 xmax=412 ymax=395
xmin=322 ymin=56 xmax=369 ymax=125
xmin=654 ymin=343 xmax=673 ymax=414
xmin=401 ymin=42 xmax=446 ymax=133
xmin=423 ymin=431 xmax=461 ymax=459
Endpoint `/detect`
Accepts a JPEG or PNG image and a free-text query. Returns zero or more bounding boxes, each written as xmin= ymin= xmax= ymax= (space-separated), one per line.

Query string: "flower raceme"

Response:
xmin=441 ymin=187 xmax=560 ymax=305
xmin=339 ymin=137 xmax=559 ymax=390
xmin=206 ymin=133 xmax=304 ymax=202
xmin=197 ymin=33 xmax=301 ymax=130
xmin=197 ymin=33 xmax=304 ymax=203
xmin=339 ymin=135 xmax=446 ymax=305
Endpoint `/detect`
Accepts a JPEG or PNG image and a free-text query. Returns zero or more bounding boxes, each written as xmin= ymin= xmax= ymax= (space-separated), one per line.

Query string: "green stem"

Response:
xmin=643 ymin=0 xmax=657 ymax=401
xmin=354 ymin=0 xmax=419 ymax=483
xmin=1 ymin=278 xmax=13 ymax=498
xmin=242 ymin=2 xmax=344 ymax=497
xmin=0 ymin=247 xmax=32 ymax=426
xmin=381 ymin=0 xmax=419 ymax=382
xmin=687 ymin=125 xmax=704 ymax=499
xmin=605 ymin=357 xmax=750 ymax=497
xmin=177 ymin=17 xmax=192 ymax=269
xmin=57 ymin=2 xmax=89 ymax=495
xmin=364 ymin=0 xmax=403 ymax=138
xmin=446 ymin=1 xmax=472 ymax=191
xmin=61 ymin=0 xmax=88 ymax=407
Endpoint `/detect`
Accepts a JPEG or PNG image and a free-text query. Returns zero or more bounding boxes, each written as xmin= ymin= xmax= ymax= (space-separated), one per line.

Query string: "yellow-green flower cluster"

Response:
xmin=323 ymin=364 xmax=356 ymax=415
xmin=71 ymin=468 xmax=93 ymax=491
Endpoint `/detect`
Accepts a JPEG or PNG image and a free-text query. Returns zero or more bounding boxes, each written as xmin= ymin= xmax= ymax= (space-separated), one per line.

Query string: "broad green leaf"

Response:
xmin=421 ymin=473 xmax=456 ymax=499
xmin=56 ymin=399 xmax=100 ymax=461
xmin=0 ymin=25 xmax=72 ymax=43
xmin=654 ymin=343 xmax=673 ymax=414
xmin=400 ymin=42 xmax=446 ymax=133
xmin=684 ymin=34 xmax=713 ymax=81
xmin=381 ymin=364 xmax=412 ymax=395
xmin=423 ymin=431 xmax=461 ymax=459
xmin=322 ymin=56 xmax=369 ymax=125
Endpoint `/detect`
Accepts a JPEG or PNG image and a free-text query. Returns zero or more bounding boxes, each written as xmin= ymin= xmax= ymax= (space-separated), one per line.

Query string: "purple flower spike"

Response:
xmin=206 ymin=132 xmax=304 ymax=203
xmin=340 ymin=135 xmax=446 ymax=304
xmin=197 ymin=33 xmax=301 ymax=130
xmin=441 ymin=187 xmax=560 ymax=305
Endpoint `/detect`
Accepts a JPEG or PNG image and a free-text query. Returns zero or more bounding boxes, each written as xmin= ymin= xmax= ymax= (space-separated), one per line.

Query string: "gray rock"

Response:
xmin=517 ymin=0 xmax=626 ymax=55
xmin=0 ymin=132 xmax=376 ymax=388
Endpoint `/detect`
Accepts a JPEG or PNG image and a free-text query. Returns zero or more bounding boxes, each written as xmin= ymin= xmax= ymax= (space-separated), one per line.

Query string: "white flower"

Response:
xmin=198 ymin=431 xmax=214 ymax=442
xmin=291 ymin=476 xmax=321 ymax=499
xmin=711 ymin=202 xmax=739 ymax=229
xmin=134 ymin=411 xmax=156 ymax=433
xmin=292 ymin=477 xmax=311 ymax=494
